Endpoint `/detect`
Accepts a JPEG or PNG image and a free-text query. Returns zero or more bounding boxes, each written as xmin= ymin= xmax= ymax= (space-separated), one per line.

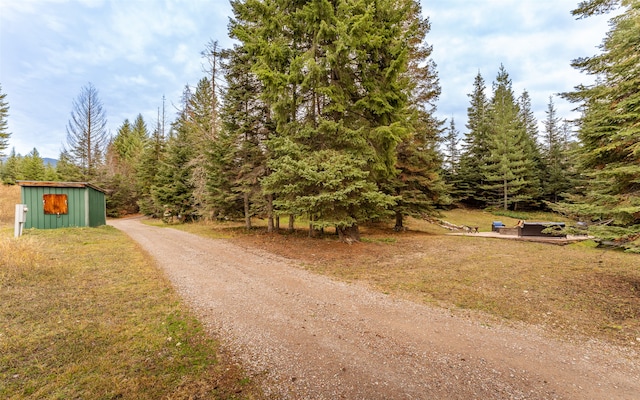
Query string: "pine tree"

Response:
xmin=559 ymin=0 xmax=640 ymax=249
xmin=137 ymin=124 xmax=165 ymax=217
xmin=218 ymin=45 xmax=270 ymax=227
xmin=103 ymin=116 xmax=148 ymax=216
xmin=232 ymin=0 xmax=426 ymax=241
xmin=392 ymin=117 xmax=449 ymax=230
xmin=65 ymin=82 xmax=108 ymax=179
xmin=388 ymin=0 xmax=449 ymax=230
xmin=482 ymin=65 xmax=535 ymax=210
xmin=458 ymin=71 xmax=491 ymax=206
xmin=183 ymin=78 xmax=219 ymax=220
xmin=21 ymin=148 xmax=46 ymax=180
xmin=152 ymin=119 xmax=196 ymax=222
xmin=542 ymin=97 xmax=572 ymax=202
xmin=56 ymin=150 xmax=83 ymax=182
xmin=443 ymin=118 xmax=460 ymax=175
xmin=517 ymin=90 xmax=543 ymax=206
xmin=111 ymin=119 xmax=133 ymax=161
xmin=0 ymin=84 xmax=11 ymax=158
xmin=1 ymin=148 xmax=20 ymax=184
xmin=150 ymin=81 xmax=219 ymax=222
xmin=43 ymin=163 xmax=58 ymax=181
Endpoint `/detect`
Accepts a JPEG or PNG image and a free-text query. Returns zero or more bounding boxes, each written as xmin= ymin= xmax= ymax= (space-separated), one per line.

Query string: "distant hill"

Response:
xmin=43 ymin=158 xmax=58 ymax=167
xmin=0 ymin=156 xmax=58 ymax=167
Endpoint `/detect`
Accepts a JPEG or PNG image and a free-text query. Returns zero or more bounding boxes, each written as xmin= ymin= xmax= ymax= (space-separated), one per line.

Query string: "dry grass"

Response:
xmin=0 ymin=224 xmax=263 ymax=399
xmin=0 ymin=184 xmax=21 ymax=226
xmin=173 ymin=213 xmax=640 ymax=348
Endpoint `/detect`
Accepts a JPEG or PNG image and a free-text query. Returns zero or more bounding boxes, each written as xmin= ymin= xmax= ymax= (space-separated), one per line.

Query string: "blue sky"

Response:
xmin=1 ymin=0 xmax=613 ymax=158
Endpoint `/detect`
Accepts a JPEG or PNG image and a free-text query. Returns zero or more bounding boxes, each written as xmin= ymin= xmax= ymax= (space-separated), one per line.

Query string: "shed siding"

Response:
xmin=22 ymin=186 xmax=87 ymax=229
xmin=19 ymin=181 xmax=106 ymax=230
xmin=88 ymin=188 xmax=106 ymax=227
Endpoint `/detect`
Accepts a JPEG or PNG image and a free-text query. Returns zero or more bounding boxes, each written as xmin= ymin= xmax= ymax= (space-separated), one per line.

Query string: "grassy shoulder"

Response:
xmin=0 ymin=225 xmax=263 ymax=399
xmin=168 ymin=212 xmax=639 ymax=348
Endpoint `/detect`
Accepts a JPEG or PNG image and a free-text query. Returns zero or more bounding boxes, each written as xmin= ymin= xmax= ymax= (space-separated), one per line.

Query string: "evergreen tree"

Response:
xmin=149 ymin=82 xmax=218 ymax=222
xmin=103 ymin=117 xmax=148 ymax=216
xmin=389 ymin=1 xmax=449 ymax=230
xmin=1 ymin=148 xmax=20 ymax=184
xmin=517 ymin=90 xmax=544 ymax=206
xmin=152 ymin=120 xmax=196 ymax=222
xmin=64 ymin=82 xmax=108 ymax=179
xmin=56 ymin=149 xmax=83 ymax=182
xmin=21 ymin=148 xmax=46 ymax=180
xmin=43 ymin=163 xmax=58 ymax=181
xmin=137 ymin=124 xmax=165 ymax=217
xmin=542 ymin=97 xmax=572 ymax=202
xmin=185 ymin=78 xmax=220 ymax=220
xmin=458 ymin=71 xmax=492 ymax=206
xmin=392 ymin=117 xmax=449 ymax=229
xmin=559 ymin=0 xmax=640 ymax=249
xmin=0 ymin=84 xmax=11 ymax=157
xmin=443 ymin=118 xmax=460 ymax=175
xmin=218 ymin=45 xmax=270 ymax=227
xmin=482 ymin=65 xmax=535 ymax=210
xmin=111 ymin=119 xmax=133 ymax=161
xmin=233 ymin=0 xmax=423 ymax=241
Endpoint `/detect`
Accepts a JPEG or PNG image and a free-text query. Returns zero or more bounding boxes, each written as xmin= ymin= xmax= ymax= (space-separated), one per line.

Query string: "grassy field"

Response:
xmin=0 ymin=185 xmax=263 ymax=399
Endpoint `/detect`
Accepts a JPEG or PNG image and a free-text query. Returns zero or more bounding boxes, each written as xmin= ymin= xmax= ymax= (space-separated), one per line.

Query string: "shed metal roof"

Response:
xmin=17 ymin=180 xmax=107 ymax=194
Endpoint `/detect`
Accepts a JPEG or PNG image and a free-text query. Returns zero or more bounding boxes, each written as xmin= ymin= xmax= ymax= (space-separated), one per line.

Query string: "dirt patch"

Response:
xmin=111 ymin=218 xmax=639 ymax=400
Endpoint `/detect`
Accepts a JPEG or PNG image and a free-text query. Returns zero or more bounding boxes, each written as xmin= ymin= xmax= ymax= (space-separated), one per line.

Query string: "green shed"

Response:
xmin=18 ymin=181 xmax=107 ymax=229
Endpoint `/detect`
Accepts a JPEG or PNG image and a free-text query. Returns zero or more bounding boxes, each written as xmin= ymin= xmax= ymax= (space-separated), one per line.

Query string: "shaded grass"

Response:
xmin=0 ymin=226 xmax=263 ymax=399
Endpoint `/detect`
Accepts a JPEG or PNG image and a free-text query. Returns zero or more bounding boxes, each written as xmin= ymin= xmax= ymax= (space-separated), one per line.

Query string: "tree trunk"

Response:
xmin=337 ymin=224 xmax=360 ymax=243
xmin=244 ymin=191 xmax=251 ymax=229
xmin=503 ymin=177 xmax=508 ymax=210
xmin=394 ymin=211 xmax=404 ymax=231
xmin=267 ymin=194 xmax=274 ymax=233
xmin=275 ymin=215 xmax=280 ymax=231
xmin=288 ymin=214 xmax=295 ymax=232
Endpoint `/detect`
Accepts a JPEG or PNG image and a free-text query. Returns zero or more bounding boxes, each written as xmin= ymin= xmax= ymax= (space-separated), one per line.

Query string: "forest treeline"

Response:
xmin=0 ymin=0 xmax=638 ymax=248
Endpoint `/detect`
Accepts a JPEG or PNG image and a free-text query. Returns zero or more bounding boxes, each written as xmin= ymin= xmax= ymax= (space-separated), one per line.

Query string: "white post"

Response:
xmin=14 ymin=204 xmax=28 ymax=237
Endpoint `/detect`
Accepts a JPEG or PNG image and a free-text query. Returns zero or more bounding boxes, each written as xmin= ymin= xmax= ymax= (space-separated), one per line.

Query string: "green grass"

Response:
xmin=0 ymin=226 xmax=263 ymax=399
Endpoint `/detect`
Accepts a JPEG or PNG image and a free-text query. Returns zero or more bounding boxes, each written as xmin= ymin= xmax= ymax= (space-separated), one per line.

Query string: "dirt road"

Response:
xmin=109 ymin=218 xmax=638 ymax=399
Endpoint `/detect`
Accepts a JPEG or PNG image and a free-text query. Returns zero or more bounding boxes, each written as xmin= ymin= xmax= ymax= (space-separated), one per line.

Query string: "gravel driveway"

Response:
xmin=109 ymin=218 xmax=638 ymax=399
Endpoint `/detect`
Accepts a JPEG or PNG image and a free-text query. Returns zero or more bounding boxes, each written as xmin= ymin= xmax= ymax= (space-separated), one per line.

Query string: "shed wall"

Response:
xmin=87 ymin=188 xmax=106 ymax=227
xmin=21 ymin=186 xmax=87 ymax=229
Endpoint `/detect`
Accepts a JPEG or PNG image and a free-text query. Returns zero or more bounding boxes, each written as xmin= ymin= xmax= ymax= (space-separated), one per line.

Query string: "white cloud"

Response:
xmin=114 ymin=74 xmax=151 ymax=87
xmin=421 ymin=0 xmax=615 ymax=137
xmin=152 ymin=65 xmax=176 ymax=80
xmin=172 ymin=43 xmax=191 ymax=64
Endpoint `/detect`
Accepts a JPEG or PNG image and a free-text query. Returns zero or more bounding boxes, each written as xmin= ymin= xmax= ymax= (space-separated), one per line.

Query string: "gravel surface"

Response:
xmin=109 ymin=218 xmax=639 ymax=399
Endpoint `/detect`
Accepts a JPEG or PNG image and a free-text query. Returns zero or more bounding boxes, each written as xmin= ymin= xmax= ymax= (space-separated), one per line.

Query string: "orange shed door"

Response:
xmin=43 ymin=194 xmax=68 ymax=215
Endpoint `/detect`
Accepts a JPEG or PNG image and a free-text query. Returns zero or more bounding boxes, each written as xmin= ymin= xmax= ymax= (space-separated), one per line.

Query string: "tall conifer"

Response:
xmin=0 ymin=84 xmax=11 ymax=157
xmin=482 ymin=65 xmax=534 ymax=210
xmin=559 ymin=0 xmax=639 ymax=249
xmin=458 ymin=72 xmax=491 ymax=205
